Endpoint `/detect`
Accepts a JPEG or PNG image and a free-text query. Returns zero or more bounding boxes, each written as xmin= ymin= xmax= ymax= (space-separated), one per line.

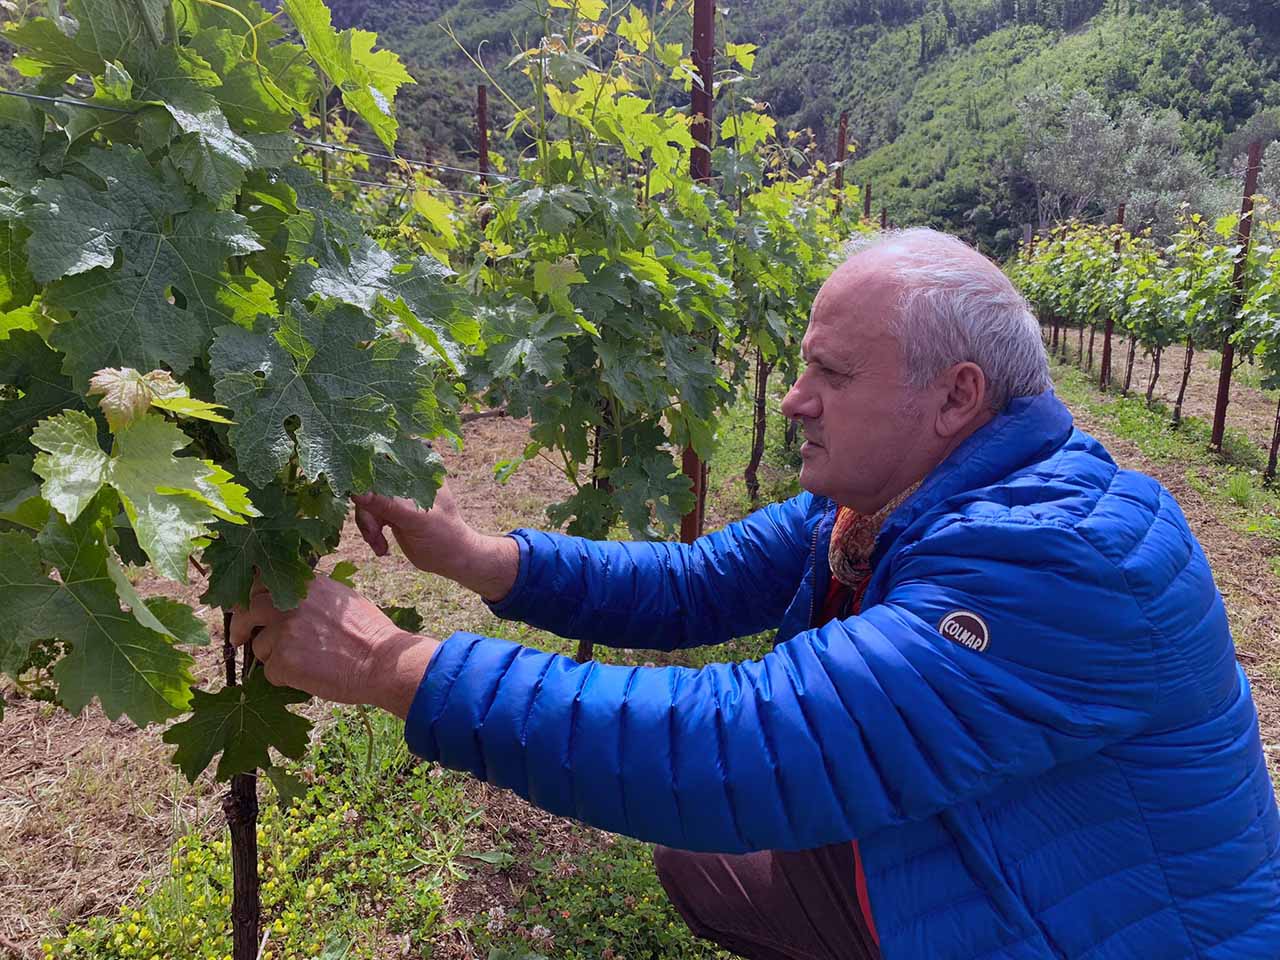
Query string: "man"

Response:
xmin=233 ymin=229 xmax=1280 ymax=959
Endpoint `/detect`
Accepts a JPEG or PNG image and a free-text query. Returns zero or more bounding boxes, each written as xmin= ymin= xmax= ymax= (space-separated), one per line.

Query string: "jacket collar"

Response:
xmin=872 ymin=390 xmax=1075 ymax=554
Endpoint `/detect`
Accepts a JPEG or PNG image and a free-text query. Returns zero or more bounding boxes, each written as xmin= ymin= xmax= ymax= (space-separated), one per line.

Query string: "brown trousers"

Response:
xmin=653 ymin=844 xmax=880 ymax=960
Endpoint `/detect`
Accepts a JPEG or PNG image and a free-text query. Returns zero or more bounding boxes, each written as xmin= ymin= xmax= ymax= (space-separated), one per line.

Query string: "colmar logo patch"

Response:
xmin=938 ymin=610 xmax=990 ymax=652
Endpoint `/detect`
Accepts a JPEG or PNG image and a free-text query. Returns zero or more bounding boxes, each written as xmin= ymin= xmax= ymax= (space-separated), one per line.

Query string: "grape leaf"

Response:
xmin=88 ymin=367 xmax=186 ymax=430
xmin=482 ymin=302 xmax=575 ymax=380
xmin=0 ymin=493 xmax=196 ymax=724
xmin=381 ymin=256 xmax=478 ymax=370
xmin=369 ymin=435 xmax=445 ymax=507
xmin=329 ymin=560 xmax=357 ymax=585
xmin=264 ymin=764 xmax=307 ymax=807
xmin=145 ymin=598 xmax=211 ymax=646
xmin=0 ymin=455 xmax=49 ymax=531
xmin=177 ymin=19 xmax=316 ymax=135
xmin=24 ymin=146 xmax=263 ymax=384
xmin=211 ymin=300 xmax=442 ymax=501
xmin=4 ymin=17 xmax=106 ymax=79
xmin=379 ymin=604 xmax=422 ymax=633
xmin=201 ymin=485 xmax=328 ymax=612
xmin=0 ymin=330 xmax=82 ymax=457
xmin=283 ymin=0 xmax=413 ymax=150
xmin=517 ymin=185 xmax=590 ymax=236
xmin=31 ymin=411 xmax=257 ymax=581
xmin=162 ymin=664 xmax=311 ymax=781
xmin=289 ymin=240 xmax=474 ymax=371
xmin=661 ymin=330 xmax=721 ymax=418
xmin=610 ymin=453 xmax=694 ymax=536
xmin=0 ymin=531 xmax=57 ymax=671
xmin=23 ymin=145 xmax=188 ymax=283
xmin=105 ymin=551 xmax=177 ymax=639
xmin=71 ymin=0 xmax=169 ymax=64
xmin=287 ymin=234 xmax=396 ymax=310
xmin=0 ymin=223 xmax=35 ymax=310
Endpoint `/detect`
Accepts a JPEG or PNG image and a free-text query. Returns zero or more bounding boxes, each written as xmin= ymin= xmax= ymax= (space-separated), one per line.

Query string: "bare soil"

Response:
xmin=1063 ymin=332 xmax=1280 ymax=457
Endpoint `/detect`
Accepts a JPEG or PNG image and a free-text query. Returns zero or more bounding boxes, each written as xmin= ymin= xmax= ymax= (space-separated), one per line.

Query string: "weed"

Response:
xmin=475 ymin=830 xmax=731 ymax=960
xmin=1226 ymin=473 xmax=1255 ymax=508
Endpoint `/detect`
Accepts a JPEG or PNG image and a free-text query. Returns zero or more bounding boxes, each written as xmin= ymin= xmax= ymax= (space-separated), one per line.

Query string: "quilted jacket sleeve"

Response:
xmin=405 ymin=517 xmax=1170 ymax=853
xmin=485 ymin=491 xmax=820 ymax=650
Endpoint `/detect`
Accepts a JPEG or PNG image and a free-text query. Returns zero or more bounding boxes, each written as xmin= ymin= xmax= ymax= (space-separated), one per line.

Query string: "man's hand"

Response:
xmin=353 ymin=481 xmax=520 ymax=602
xmin=230 ymin=576 xmax=439 ymax=720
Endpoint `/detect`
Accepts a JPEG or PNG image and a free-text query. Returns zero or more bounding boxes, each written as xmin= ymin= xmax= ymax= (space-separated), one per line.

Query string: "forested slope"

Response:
xmin=257 ymin=1 xmax=1280 ymax=248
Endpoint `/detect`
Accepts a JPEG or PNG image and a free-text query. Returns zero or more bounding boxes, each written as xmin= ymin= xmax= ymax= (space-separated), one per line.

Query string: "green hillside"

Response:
xmin=308 ymin=1 xmax=1280 ymax=249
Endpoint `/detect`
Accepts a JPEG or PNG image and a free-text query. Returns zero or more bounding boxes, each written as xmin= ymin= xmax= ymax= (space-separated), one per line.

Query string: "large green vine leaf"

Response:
xmin=202 ymin=484 xmax=344 ymax=611
xmin=21 ymin=146 xmax=263 ymax=385
xmin=211 ymin=300 xmax=444 ymax=502
xmin=0 ymin=492 xmax=196 ymax=726
xmin=0 ymin=331 xmax=82 ymax=457
xmin=282 ymin=0 xmax=413 ymax=149
xmin=163 ymin=665 xmax=311 ymax=782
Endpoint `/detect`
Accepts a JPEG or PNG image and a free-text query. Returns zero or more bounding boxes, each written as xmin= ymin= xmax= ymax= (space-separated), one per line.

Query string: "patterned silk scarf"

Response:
xmin=822 ymin=483 xmax=920 ymax=620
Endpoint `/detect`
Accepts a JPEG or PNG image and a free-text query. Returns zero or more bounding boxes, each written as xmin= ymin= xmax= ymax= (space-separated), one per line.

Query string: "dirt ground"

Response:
xmin=1056 ymin=330 xmax=1280 ymax=456
xmin=4 ymin=392 xmax=1280 ymax=954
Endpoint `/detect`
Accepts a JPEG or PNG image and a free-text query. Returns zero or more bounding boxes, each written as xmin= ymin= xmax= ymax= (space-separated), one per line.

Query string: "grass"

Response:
xmin=45 ymin=710 xmax=481 ymax=960
xmin=1050 ymin=360 xmax=1280 ymax=545
xmin=475 ymin=833 xmax=731 ymax=960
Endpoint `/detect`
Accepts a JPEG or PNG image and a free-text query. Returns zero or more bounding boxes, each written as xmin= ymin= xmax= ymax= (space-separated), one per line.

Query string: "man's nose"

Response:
xmin=781 ymin=379 xmax=819 ymax=421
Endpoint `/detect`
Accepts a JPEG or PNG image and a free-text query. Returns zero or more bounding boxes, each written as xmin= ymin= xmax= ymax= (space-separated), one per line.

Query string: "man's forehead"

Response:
xmin=806 ymin=257 xmax=900 ymax=350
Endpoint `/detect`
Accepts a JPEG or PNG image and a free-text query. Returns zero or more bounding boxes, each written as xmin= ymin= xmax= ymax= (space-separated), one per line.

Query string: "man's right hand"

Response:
xmin=352 ymin=482 xmax=520 ymax=603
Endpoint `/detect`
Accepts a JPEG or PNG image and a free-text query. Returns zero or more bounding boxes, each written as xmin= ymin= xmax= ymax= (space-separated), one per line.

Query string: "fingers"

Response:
xmin=354 ymin=497 xmax=389 ymax=556
xmin=353 ymin=493 xmax=431 ymax=556
xmin=229 ymin=589 xmax=287 ymax=647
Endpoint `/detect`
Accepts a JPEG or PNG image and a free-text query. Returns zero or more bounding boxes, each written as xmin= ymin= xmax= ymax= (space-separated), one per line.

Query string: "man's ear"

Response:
xmin=934 ymin=362 xmax=989 ymax=439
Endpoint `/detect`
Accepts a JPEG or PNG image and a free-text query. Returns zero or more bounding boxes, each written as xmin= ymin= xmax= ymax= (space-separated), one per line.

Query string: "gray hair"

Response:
xmin=845 ymin=228 xmax=1051 ymax=411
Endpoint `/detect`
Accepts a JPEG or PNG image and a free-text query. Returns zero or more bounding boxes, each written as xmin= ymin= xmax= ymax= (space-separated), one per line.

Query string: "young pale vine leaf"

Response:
xmin=282 ymin=0 xmax=413 ymax=149
xmin=163 ymin=665 xmax=312 ymax=782
xmin=87 ymin=367 xmax=187 ymax=430
xmin=31 ymin=410 xmax=258 ymax=581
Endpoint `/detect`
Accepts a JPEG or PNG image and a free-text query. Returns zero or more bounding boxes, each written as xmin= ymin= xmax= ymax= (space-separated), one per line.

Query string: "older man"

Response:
xmin=233 ymin=229 xmax=1280 ymax=959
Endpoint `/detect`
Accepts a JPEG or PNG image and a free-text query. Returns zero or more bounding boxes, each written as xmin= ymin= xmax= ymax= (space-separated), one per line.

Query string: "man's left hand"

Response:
xmin=229 ymin=576 xmax=439 ymax=719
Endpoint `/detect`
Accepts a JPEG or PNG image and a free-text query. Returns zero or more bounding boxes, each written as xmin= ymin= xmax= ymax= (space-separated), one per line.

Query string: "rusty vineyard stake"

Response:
xmin=1211 ymin=140 xmax=1264 ymax=452
xmin=477 ymin=84 xmax=489 ymax=185
xmin=1099 ymin=203 xmax=1125 ymax=391
xmin=833 ymin=111 xmax=848 ymax=213
xmin=863 ymin=181 xmax=872 ymax=221
xmin=679 ymin=0 xmax=714 ymax=545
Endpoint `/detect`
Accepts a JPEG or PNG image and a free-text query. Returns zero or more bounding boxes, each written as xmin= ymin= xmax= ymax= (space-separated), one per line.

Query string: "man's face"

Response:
xmin=780 ymin=256 xmax=933 ymax=513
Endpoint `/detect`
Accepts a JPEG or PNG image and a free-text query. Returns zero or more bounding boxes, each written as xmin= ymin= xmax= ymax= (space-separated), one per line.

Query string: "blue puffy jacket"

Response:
xmin=405 ymin=391 xmax=1280 ymax=959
